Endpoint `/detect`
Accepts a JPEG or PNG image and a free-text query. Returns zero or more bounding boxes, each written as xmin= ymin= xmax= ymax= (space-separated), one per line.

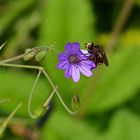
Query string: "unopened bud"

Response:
xmin=25 ymin=48 xmax=32 ymax=53
xmin=23 ymin=48 xmax=38 ymax=61
xmin=71 ymin=95 xmax=80 ymax=111
xmin=35 ymin=50 xmax=47 ymax=62
xmin=34 ymin=106 xmax=46 ymax=118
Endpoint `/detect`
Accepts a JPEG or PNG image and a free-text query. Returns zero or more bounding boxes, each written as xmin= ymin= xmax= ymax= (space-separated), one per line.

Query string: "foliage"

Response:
xmin=0 ymin=0 xmax=140 ymax=140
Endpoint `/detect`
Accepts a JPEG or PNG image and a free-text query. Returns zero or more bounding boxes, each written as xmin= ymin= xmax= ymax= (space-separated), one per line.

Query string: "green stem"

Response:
xmin=56 ymin=90 xmax=78 ymax=115
xmin=0 ymin=103 xmax=22 ymax=137
xmin=42 ymin=69 xmax=77 ymax=115
xmin=28 ymin=70 xmax=42 ymax=119
xmin=0 ymin=56 xmax=77 ymax=115
xmin=0 ymin=42 xmax=7 ymax=51
xmin=43 ymin=86 xmax=58 ymax=108
xmin=0 ymin=63 xmax=41 ymax=70
xmin=0 ymin=54 xmax=24 ymax=63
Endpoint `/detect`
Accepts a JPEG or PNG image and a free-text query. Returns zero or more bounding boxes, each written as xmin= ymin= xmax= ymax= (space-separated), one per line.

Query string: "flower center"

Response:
xmin=69 ymin=54 xmax=79 ymax=64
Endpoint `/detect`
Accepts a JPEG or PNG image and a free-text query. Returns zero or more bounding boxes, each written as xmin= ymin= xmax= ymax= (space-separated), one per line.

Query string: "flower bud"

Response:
xmin=71 ymin=95 xmax=80 ymax=111
xmin=25 ymin=48 xmax=32 ymax=53
xmin=34 ymin=106 xmax=46 ymax=118
xmin=35 ymin=50 xmax=47 ymax=62
xmin=23 ymin=48 xmax=38 ymax=61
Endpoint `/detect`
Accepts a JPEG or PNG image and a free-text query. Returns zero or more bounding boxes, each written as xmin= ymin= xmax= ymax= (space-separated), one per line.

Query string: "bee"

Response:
xmin=85 ymin=42 xmax=109 ymax=67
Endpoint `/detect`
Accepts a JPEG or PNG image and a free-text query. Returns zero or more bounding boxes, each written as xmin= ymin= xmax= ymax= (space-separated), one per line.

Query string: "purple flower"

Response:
xmin=57 ymin=42 xmax=96 ymax=82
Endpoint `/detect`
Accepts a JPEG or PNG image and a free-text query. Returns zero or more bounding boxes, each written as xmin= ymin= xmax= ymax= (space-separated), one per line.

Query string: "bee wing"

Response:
xmin=103 ymin=52 xmax=109 ymax=66
xmin=98 ymin=46 xmax=109 ymax=66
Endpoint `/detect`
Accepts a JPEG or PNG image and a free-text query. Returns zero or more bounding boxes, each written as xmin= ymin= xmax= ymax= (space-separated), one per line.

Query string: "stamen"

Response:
xmin=69 ymin=55 xmax=79 ymax=64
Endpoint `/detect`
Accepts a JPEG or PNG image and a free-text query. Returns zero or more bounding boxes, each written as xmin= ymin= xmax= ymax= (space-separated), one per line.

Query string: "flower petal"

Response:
xmin=58 ymin=52 xmax=68 ymax=60
xmin=65 ymin=42 xmax=80 ymax=55
xmin=79 ymin=64 xmax=93 ymax=77
xmin=78 ymin=53 xmax=88 ymax=60
xmin=57 ymin=60 xmax=68 ymax=70
xmin=71 ymin=42 xmax=80 ymax=53
xmin=65 ymin=63 xmax=72 ymax=78
xmin=80 ymin=60 xmax=96 ymax=69
xmin=65 ymin=43 xmax=73 ymax=55
xmin=81 ymin=49 xmax=89 ymax=55
xmin=71 ymin=65 xmax=80 ymax=82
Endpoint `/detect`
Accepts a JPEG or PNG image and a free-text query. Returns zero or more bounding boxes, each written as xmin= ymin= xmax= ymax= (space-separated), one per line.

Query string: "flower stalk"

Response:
xmin=0 ymin=46 xmax=78 ymax=119
xmin=28 ymin=69 xmax=42 ymax=119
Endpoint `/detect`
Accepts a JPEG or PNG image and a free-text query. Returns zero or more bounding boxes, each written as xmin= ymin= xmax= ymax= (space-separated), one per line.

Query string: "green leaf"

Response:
xmin=0 ymin=0 xmax=34 ymax=35
xmin=38 ymin=0 xmax=96 ymax=104
xmin=39 ymin=0 xmax=95 ymax=46
xmin=103 ymin=109 xmax=140 ymax=140
xmin=0 ymin=99 xmax=10 ymax=105
xmin=136 ymin=0 xmax=140 ymax=7
xmin=120 ymin=29 xmax=140 ymax=47
xmin=86 ymin=47 xmax=140 ymax=113
xmin=0 ymin=103 xmax=22 ymax=137
xmin=3 ymin=11 xmax=40 ymax=57
xmin=41 ymin=111 xmax=99 ymax=140
xmin=0 ymin=71 xmax=51 ymax=116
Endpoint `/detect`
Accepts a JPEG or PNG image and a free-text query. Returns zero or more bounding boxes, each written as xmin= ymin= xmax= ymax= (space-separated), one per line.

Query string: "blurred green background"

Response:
xmin=0 ymin=0 xmax=140 ymax=139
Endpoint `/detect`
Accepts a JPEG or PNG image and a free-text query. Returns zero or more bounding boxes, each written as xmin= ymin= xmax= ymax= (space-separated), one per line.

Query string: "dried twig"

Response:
xmin=107 ymin=0 xmax=134 ymax=52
